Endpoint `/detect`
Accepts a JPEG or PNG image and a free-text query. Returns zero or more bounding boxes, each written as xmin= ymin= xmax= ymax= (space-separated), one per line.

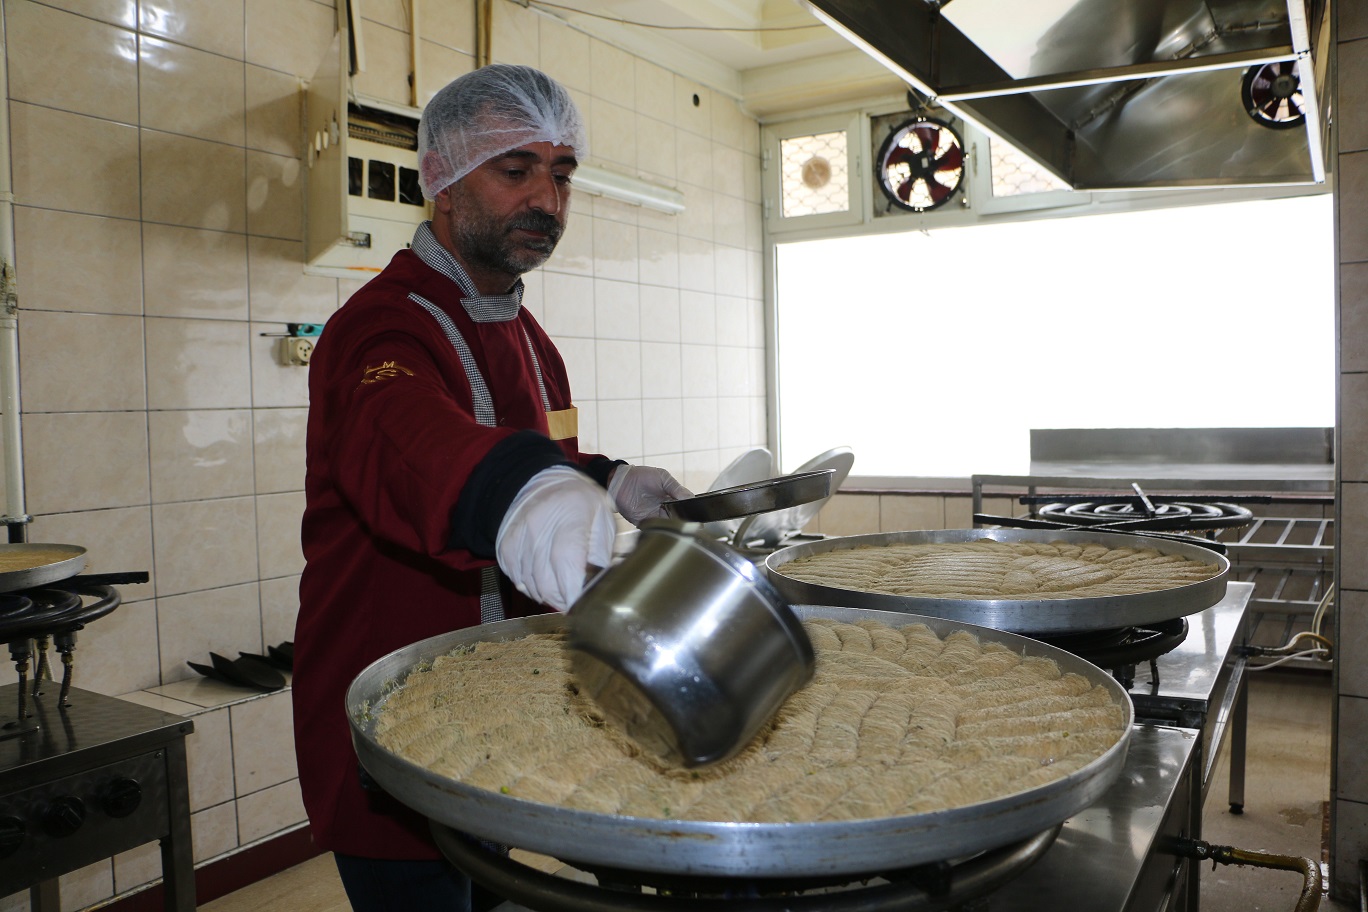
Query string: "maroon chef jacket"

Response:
xmin=295 ymin=238 xmax=605 ymax=859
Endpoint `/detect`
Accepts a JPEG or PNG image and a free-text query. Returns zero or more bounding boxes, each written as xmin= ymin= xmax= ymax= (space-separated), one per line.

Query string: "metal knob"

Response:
xmin=43 ymin=796 xmax=86 ymax=838
xmin=0 ymin=816 xmax=24 ymax=858
xmin=100 ymin=778 xmax=142 ymax=818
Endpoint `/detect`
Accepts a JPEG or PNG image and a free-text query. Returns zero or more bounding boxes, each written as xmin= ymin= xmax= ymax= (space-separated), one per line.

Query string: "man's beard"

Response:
xmin=448 ymin=201 xmax=564 ymax=279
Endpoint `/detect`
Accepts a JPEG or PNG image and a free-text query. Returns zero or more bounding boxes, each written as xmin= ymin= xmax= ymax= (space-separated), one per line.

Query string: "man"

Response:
xmin=293 ymin=64 xmax=690 ymax=911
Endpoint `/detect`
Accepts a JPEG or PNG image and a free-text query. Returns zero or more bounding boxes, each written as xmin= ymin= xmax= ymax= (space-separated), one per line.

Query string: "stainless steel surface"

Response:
xmin=0 ymin=685 xmax=195 ymax=911
xmin=484 ymin=726 xmax=1196 ymax=912
xmin=0 ymin=543 xmax=86 ymax=594
xmin=662 ymin=470 xmax=834 ymax=523
xmin=700 ymin=447 xmax=775 ymax=540
xmin=567 ymin=522 xmax=813 ymax=768
xmin=347 ymin=605 xmax=1133 ymax=878
xmin=764 ymin=529 xmax=1230 ymax=634
xmin=732 ymin=447 xmax=854 ymax=549
xmin=805 ymin=0 xmax=1331 ymax=191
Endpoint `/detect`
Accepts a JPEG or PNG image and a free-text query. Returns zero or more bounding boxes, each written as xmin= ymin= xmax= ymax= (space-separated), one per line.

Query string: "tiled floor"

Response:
xmin=202 ymin=670 xmax=1344 ymax=912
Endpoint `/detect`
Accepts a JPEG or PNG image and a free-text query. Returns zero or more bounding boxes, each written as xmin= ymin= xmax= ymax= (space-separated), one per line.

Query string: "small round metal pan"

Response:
xmin=0 ymin=543 xmax=87 ymax=594
xmin=662 ymin=469 xmax=835 ymax=523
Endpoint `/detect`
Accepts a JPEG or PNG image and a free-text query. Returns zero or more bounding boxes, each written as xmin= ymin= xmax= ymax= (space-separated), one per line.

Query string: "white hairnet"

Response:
xmin=417 ymin=64 xmax=587 ymax=199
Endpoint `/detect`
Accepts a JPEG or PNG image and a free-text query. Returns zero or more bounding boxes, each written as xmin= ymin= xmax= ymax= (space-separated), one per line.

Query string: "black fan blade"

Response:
xmin=896 ymin=176 xmax=918 ymax=203
xmin=885 ymin=144 xmax=918 ymax=168
xmin=927 ymin=179 xmax=953 ymax=203
xmin=933 ymin=143 xmax=964 ymax=172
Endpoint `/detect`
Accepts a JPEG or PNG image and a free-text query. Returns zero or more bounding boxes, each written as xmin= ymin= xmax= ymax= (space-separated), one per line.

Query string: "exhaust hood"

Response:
xmin=804 ymin=0 xmax=1332 ymax=191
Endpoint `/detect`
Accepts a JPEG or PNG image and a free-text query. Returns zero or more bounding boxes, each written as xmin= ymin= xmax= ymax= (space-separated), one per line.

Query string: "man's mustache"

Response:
xmin=508 ymin=213 xmax=563 ymax=242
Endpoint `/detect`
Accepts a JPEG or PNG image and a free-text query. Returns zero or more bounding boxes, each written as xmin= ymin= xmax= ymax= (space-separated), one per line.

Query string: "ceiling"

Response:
xmin=515 ymin=0 xmax=904 ymax=118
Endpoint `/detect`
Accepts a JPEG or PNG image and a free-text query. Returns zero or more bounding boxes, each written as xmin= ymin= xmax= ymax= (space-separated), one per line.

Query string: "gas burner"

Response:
xmin=433 ymin=824 xmax=1060 ymax=912
xmin=1038 ymin=618 xmax=1189 ymax=690
xmin=1033 ymin=499 xmax=1254 ymax=532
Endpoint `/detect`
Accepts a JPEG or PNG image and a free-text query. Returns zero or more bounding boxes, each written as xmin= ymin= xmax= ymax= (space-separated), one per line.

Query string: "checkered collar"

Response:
xmin=410 ymin=221 xmax=524 ymax=323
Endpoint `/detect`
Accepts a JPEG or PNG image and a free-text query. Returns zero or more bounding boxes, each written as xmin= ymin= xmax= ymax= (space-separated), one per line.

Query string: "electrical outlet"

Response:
xmin=277 ymin=336 xmax=314 ymax=367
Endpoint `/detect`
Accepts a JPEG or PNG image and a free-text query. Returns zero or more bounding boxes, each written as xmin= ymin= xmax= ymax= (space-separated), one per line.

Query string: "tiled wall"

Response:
xmin=1333 ymin=0 xmax=1368 ymax=900
xmin=0 ymin=0 xmax=763 ymax=907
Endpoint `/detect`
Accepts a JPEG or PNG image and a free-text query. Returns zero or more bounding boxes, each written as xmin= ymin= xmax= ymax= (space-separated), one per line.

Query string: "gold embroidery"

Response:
xmin=361 ymin=361 xmax=415 ymax=385
xmin=545 ymin=407 xmax=578 ymax=441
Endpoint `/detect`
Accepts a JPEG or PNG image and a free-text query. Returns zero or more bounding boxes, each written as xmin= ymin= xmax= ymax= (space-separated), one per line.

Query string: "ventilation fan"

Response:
xmin=875 ymin=117 xmax=965 ymax=213
xmin=1241 ymin=61 xmax=1306 ymax=130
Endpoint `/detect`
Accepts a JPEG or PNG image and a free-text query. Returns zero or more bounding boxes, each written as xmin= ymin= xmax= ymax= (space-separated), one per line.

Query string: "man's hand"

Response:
xmin=608 ymin=465 xmax=694 ymax=526
xmin=496 ymin=466 xmax=616 ymax=612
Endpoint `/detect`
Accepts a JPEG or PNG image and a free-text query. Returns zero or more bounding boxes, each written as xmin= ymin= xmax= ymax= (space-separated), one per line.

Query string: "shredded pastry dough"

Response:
xmin=775 ymin=539 xmax=1220 ymax=600
xmin=372 ymin=619 xmax=1127 ymax=824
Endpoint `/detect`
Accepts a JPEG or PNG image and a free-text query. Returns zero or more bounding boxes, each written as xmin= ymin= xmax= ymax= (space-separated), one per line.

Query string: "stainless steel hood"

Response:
xmin=805 ymin=0 xmax=1332 ymax=191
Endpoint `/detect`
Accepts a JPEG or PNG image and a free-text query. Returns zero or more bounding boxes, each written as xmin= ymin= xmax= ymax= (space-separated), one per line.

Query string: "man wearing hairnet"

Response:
xmin=293 ymin=64 xmax=691 ymax=910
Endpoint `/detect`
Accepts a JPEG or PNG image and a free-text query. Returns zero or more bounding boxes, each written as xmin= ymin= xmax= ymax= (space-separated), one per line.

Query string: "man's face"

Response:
xmin=433 ymin=141 xmax=578 ymax=293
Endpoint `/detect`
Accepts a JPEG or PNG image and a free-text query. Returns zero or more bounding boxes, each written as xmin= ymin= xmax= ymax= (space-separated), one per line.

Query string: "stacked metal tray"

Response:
xmin=764 ymin=529 xmax=1230 ymax=635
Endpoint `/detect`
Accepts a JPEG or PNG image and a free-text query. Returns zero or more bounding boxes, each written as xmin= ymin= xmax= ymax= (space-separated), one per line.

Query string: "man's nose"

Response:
xmin=528 ymin=171 xmax=565 ymax=215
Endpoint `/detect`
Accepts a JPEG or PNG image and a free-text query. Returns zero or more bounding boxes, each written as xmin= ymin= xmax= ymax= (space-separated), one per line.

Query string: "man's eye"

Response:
xmin=554 ymin=173 xmax=574 ymax=185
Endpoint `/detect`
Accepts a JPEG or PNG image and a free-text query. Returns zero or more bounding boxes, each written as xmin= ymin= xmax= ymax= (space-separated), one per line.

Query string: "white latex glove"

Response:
xmin=495 ymin=466 xmax=617 ymax=612
xmin=608 ymin=465 xmax=694 ymax=525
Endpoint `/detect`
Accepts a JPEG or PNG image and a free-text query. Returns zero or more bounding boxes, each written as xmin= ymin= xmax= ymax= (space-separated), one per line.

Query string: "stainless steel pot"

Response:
xmin=566 ymin=520 xmax=814 ymax=768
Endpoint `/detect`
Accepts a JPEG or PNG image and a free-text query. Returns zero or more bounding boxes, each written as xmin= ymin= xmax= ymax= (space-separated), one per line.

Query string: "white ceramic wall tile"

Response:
xmin=592 ymin=218 xmax=639 ymax=283
xmin=672 ymin=76 xmax=712 ymax=138
xmin=22 ymin=411 xmax=150 ymax=513
xmin=577 ymin=398 xmax=600 ymax=454
xmin=246 ymin=64 xmax=303 ymax=157
xmin=1342 ymin=589 xmax=1368 ymax=698
xmin=260 ymin=574 xmax=300 ymax=647
xmin=681 ymin=397 xmax=719 ymax=451
xmin=184 ymin=706 xmax=236 ymax=811
xmin=640 ymin=285 xmax=681 ymax=343
xmin=596 ymin=398 xmax=643 ymax=462
xmin=1348 ymin=264 xmax=1368 ymax=373
xmin=140 ymin=36 xmax=247 ymax=147
xmin=350 ymin=19 xmax=413 ymax=107
xmin=678 ymin=237 xmax=717 ymax=293
xmin=152 ymin=674 xmax=249 ymax=708
xmin=714 ymin=245 xmax=748 ymax=294
xmin=712 ymin=97 xmax=753 ymax=153
xmin=554 ymin=336 xmax=597 ymax=402
xmin=10 ymin=103 xmax=142 ymax=219
xmin=521 ymin=268 xmax=546 ymax=323
xmin=676 ymin=130 xmax=714 ymax=189
xmin=418 ymin=43 xmax=477 ymax=106
xmin=149 ymin=409 xmax=254 ymax=503
xmin=819 ymin=493 xmax=881 ymax=536
xmin=716 ymin=346 xmax=748 ymax=397
xmin=712 ymin=144 xmax=746 ymax=201
xmin=676 ymin=185 xmax=715 ymax=243
xmin=638 ymin=227 xmax=680 ymax=289
xmin=253 ymin=407 xmax=308 ymax=494
xmin=57 ymin=859 xmax=114 ymax=912
xmin=238 ymin=780 xmax=306 ymax=844
xmin=250 ymin=322 xmax=311 ymax=408
xmin=594 ymin=279 xmax=640 ymax=340
xmin=678 ymin=290 xmax=717 ymax=345
xmin=156 ymin=582 xmax=262 ymax=683
xmin=231 ymin=690 xmax=297 ymax=793
xmin=880 ymin=494 xmax=947 ymax=532
xmin=36 ymin=0 xmax=135 ymax=27
xmin=541 ymin=272 xmax=596 ymax=337
xmin=191 ymin=801 xmax=240 ymax=863
xmin=680 ymin=344 xmax=719 ymax=399
xmin=715 ymin=295 xmax=749 ymax=348
xmin=634 ymin=58 xmax=673 ymax=117
xmin=538 ymin=16 xmax=591 ymax=93
xmin=589 ymin=99 xmax=638 ymax=171
xmin=1343 ymin=374 xmax=1368 ymax=482
xmin=489 ymin=0 xmax=534 ymax=64
xmin=248 ymin=237 xmax=339 ymax=323
xmin=6 ymin=0 xmax=139 ymax=122
xmin=13 ymin=207 xmax=143 ymax=315
xmin=717 ymin=396 xmax=750 ymax=449
xmin=544 ymin=216 xmax=594 ymax=276
xmin=713 ymin=193 xmax=748 ymax=251
xmin=1343 ymin=483 xmax=1368 ymax=591
xmin=640 ymin=342 xmax=682 ymax=399
xmin=635 ymin=113 xmax=677 ymax=182
xmin=596 ymin=339 xmax=643 ymax=400
xmin=31 ymin=505 xmax=154 ymax=599
xmin=144 ymin=223 xmax=250 ymax=320
xmin=141 ymin=129 xmax=247 ymax=233
xmin=140 ymin=0 xmax=246 ymax=60
xmin=113 ymin=841 xmax=162 ymax=893
xmin=589 ymin=38 xmax=635 ymax=108
xmin=256 ymin=491 xmax=305 ymax=579
xmin=1343 ymin=152 xmax=1368 ymax=263
xmin=247 ymin=150 xmax=305 ymax=240
xmin=641 ymin=396 xmax=683 ymax=455
xmin=65 ymin=598 xmax=160 ymax=695
xmin=680 ymin=449 xmax=722 ymax=493
xmin=152 ymin=497 xmax=259 ymax=596
xmin=424 ymin=0 xmax=477 ymax=53
xmin=1340 ymin=695 xmax=1368 ymax=801
xmin=18 ymin=311 xmax=146 ymax=412
xmin=244 ymin=0 xmax=338 ymax=77
xmin=145 ymin=317 xmax=253 ymax=410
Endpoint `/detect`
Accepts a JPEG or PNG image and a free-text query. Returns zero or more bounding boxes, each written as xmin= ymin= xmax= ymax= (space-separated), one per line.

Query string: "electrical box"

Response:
xmin=304 ymin=28 xmax=430 ymax=278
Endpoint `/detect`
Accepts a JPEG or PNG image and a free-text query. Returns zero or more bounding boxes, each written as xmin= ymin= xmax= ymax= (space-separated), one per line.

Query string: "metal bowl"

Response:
xmin=661 ymin=470 xmax=834 ymax=523
xmin=566 ymin=520 xmax=814 ymax=768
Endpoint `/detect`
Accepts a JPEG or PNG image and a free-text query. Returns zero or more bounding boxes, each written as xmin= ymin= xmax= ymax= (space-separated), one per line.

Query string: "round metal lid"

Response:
xmin=733 ymin=447 xmax=854 ymax=548
xmin=347 ymin=605 xmax=1132 ymax=879
xmin=764 ymin=528 xmax=1229 ymax=634
xmin=0 ymin=543 xmax=87 ymax=594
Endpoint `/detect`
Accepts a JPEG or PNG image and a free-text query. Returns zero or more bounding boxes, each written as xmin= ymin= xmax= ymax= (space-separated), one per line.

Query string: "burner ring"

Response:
xmin=1035 ymin=500 xmax=1253 ymax=531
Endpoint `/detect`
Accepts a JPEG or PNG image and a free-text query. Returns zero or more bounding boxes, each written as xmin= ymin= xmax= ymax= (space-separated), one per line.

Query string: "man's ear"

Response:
xmin=432 ymin=185 xmax=454 ymax=214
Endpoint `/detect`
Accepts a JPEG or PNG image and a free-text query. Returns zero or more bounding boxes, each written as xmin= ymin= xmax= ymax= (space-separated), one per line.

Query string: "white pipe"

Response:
xmin=0 ymin=0 xmax=28 ymax=537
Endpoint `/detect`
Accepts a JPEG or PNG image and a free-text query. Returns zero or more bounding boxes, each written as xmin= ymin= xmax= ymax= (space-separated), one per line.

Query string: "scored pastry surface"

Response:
xmin=775 ymin=538 xmax=1220 ymax=600
xmin=373 ymin=618 xmax=1127 ymax=824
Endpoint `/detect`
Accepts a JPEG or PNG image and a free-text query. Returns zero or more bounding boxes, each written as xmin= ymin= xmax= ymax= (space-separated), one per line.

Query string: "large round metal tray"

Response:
xmin=347 ymin=605 xmax=1133 ymax=879
xmin=765 ymin=529 xmax=1230 ymax=635
xmin=662 ymin=469 xmax=834 ymax=523
xmin=0 ymin=543 xmax=86 ymax=594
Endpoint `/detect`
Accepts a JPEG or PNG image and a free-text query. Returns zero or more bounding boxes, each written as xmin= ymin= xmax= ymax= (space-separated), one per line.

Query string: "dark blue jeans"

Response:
xmin=333 ymin=854 xmax=505 ymax=912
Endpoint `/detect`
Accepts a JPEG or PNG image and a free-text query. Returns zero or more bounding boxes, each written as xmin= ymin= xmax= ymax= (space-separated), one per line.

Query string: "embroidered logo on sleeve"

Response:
xmin=360 ymin=361 xmax=416 ymax=385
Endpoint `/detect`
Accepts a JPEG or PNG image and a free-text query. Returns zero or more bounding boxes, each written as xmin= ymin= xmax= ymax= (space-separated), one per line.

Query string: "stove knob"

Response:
xmin=44 ymin=796 xmax=86 ymax=838
xmin=0 ymin=816 xmax=24 ymax=858
xmin=100 ymin=777 xmax=142 ymax=818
